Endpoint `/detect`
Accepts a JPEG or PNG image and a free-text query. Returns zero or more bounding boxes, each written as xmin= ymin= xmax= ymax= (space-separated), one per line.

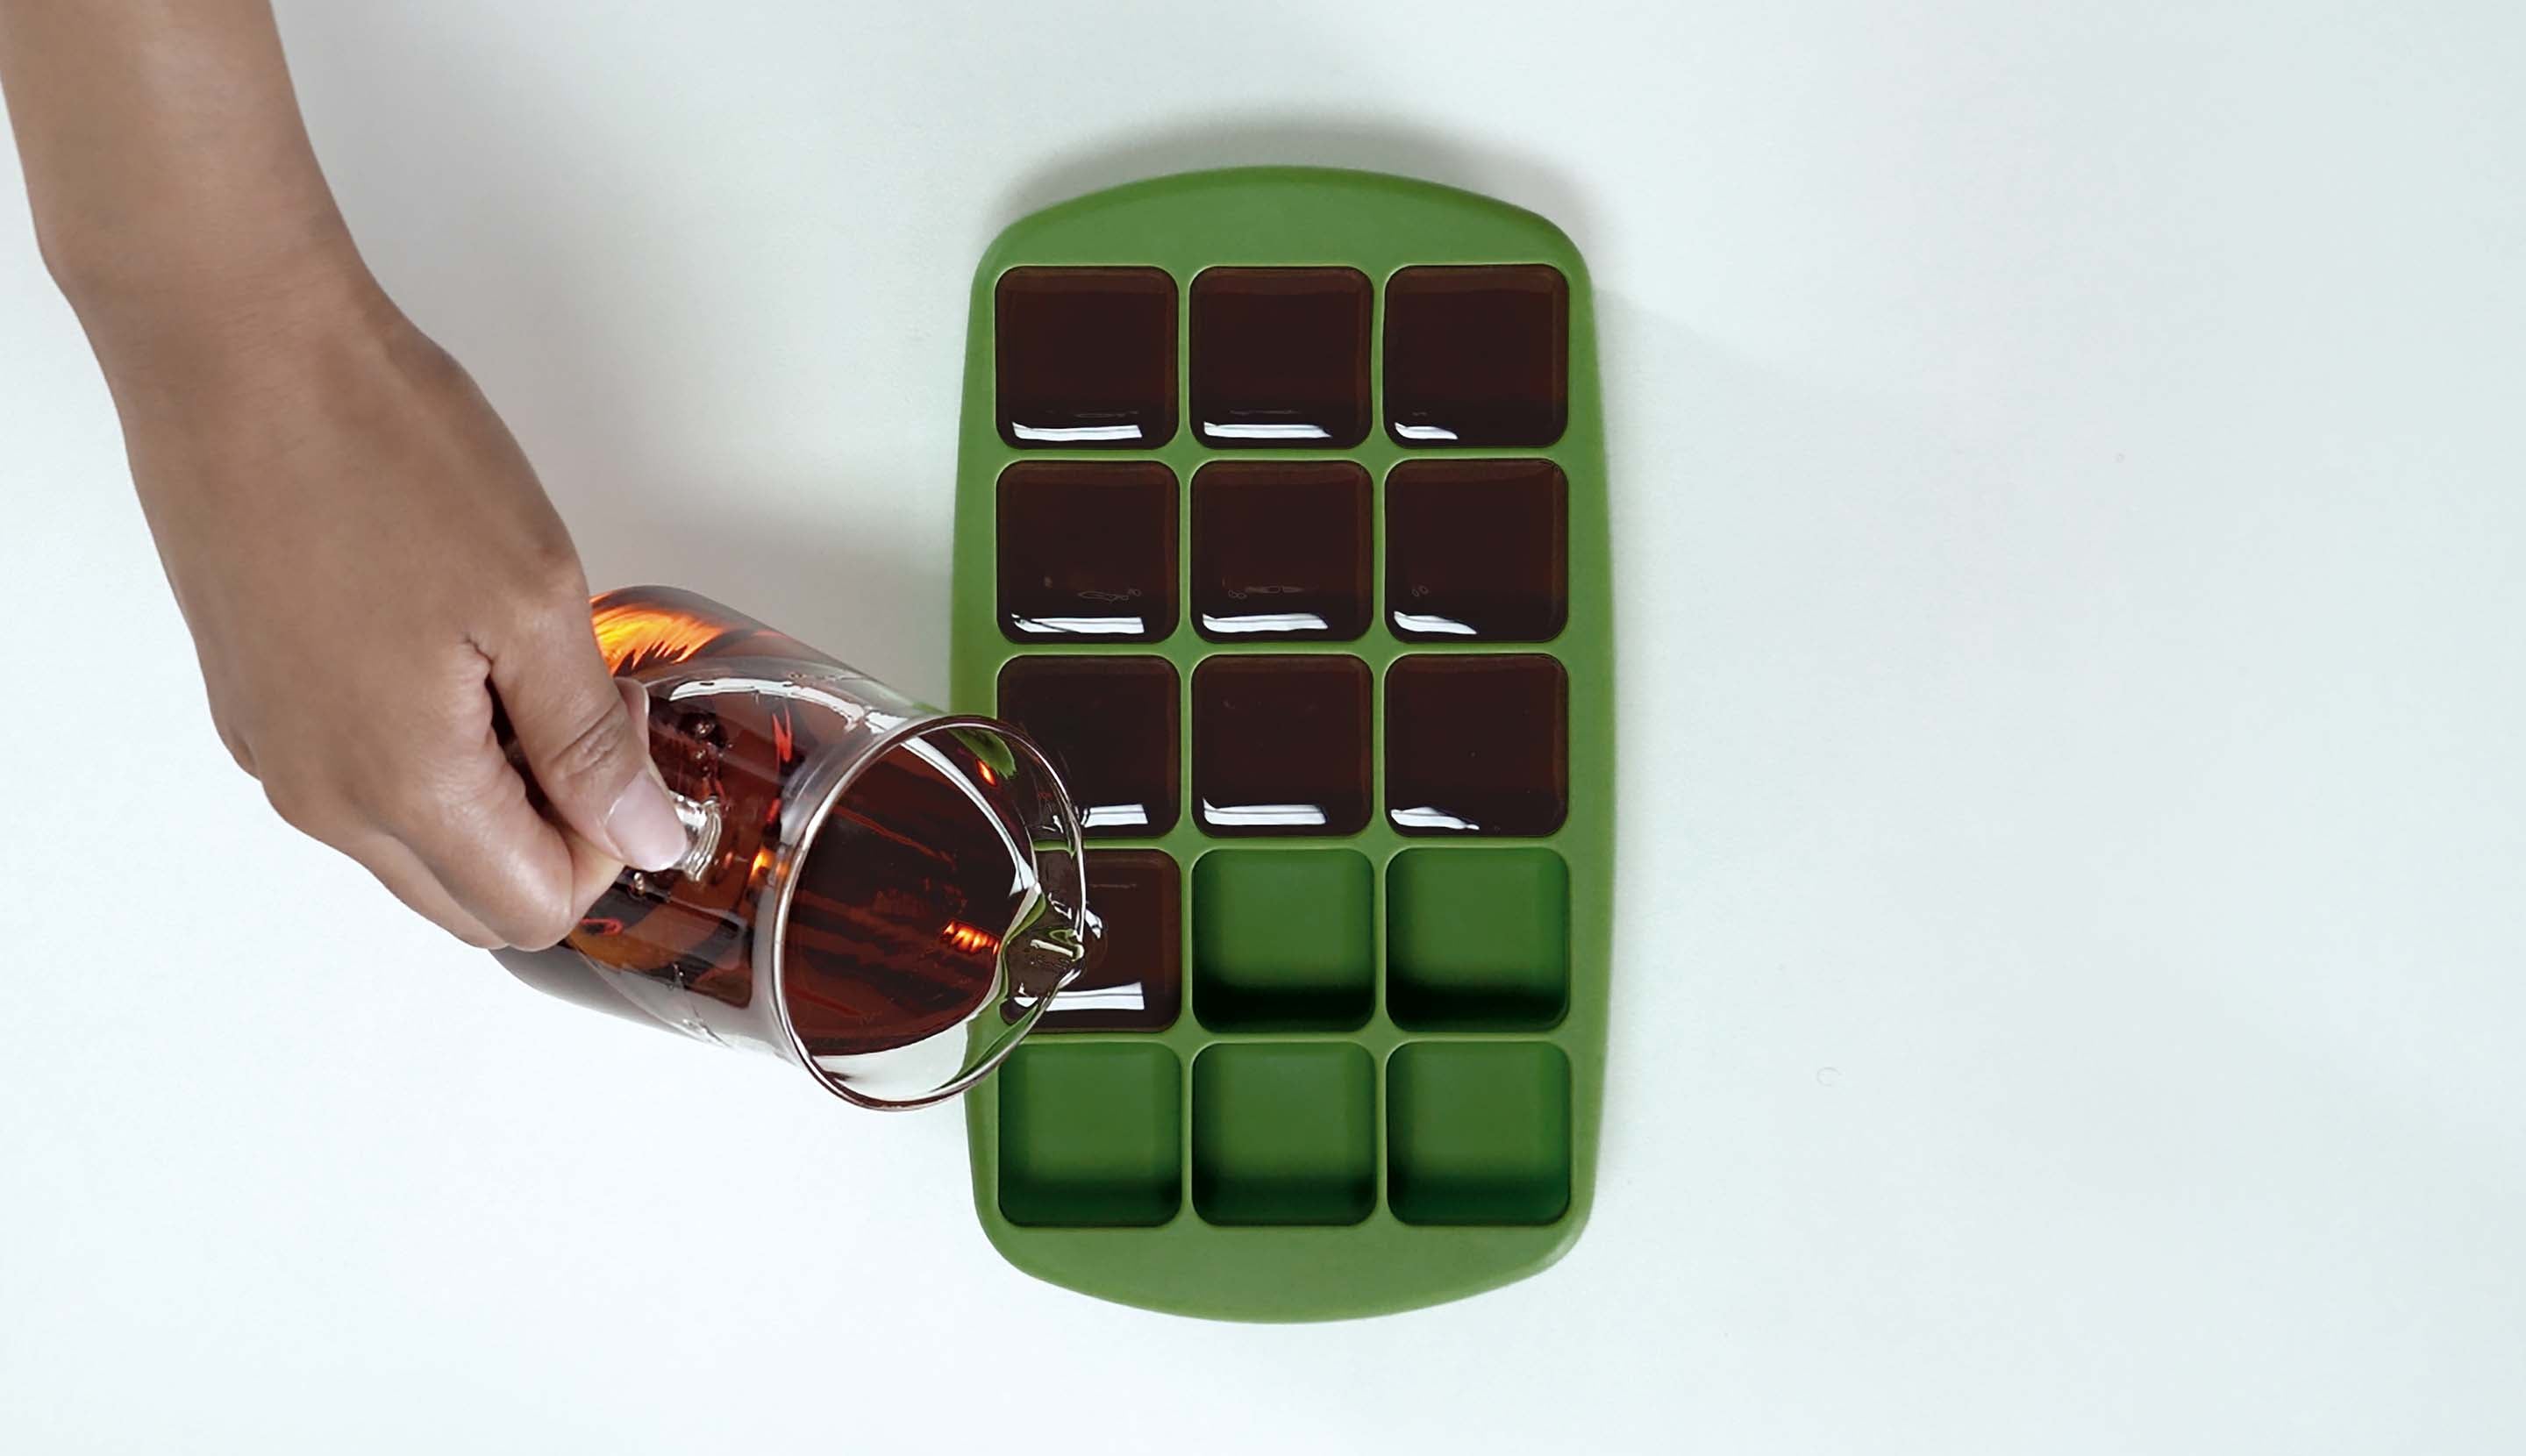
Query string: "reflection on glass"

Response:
xmin=1011 ymin=850 xmax=1181 ymax=1032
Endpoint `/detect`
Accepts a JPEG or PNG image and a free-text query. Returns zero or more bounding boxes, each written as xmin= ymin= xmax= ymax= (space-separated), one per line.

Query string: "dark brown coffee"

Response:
xmin=779 ymin=735 xmax=1029 ymax=1055
xmin=1385 ymin=654 xmax=1567 ymax=836
xmin=1191 ymin=460 xmax=1371 ymax=642
xmin=1194 ymin=655 xmax=1372 ymax=837
xmin=1383 ymin=265 xmax=1568 ymax=447
xmin=995 ymin=267 xmax=1177 ymax=448
xmin=997 ymin=460 xmax=1179 ymax=642
xmin=1386 ymin=459 xmax=1568 ymax=641
xmin=996 ymin=655 xmax=1181 ymax=837
xmin=1190 ymin=267 xmax=1372 ymax=447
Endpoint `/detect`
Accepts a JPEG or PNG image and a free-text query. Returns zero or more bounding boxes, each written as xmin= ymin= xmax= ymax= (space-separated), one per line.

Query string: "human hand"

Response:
xmin=97 ymin=271 xmax=687 ymax=948
xmin=4 ymin=0 xmax=685 ymax=946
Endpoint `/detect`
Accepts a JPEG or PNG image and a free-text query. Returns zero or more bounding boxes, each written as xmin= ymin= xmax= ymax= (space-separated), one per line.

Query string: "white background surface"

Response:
xmin=4 ymin=2 xmax=2522 ymax=1451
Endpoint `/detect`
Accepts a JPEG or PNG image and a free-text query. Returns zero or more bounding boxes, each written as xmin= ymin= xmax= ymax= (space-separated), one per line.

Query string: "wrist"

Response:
xmin=67 ymin=230 xmax=399 ymax=398
xmin=58 ymin=217 xmax=385 ymax=365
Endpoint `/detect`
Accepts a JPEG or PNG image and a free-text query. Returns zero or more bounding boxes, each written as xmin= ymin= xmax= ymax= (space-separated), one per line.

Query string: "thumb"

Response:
xmin=489 ymin=610 xmax=687 ymax=872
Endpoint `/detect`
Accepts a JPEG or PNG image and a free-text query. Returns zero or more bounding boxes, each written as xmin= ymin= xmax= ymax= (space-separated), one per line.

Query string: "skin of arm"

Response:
xmin=0 ymin=0 xmax=687 ymax=947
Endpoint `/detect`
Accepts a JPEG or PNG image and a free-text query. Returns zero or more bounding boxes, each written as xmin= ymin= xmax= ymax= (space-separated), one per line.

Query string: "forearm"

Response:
xmin=0 ymin=0 xmax=374 ymax=349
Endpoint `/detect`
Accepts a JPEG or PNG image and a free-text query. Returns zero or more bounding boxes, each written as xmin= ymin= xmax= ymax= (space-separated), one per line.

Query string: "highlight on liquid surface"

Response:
xmin=1384 ymin=653 xmax=1569 ymax=836
xmin=996 ymin=655 xmax=1181 ymax=837
xmin=1387 ymin=459 xmax=1568 ymax=641
xmin=1009 ymin=850 xmax=1181 ymax=1031
xmin=1194 ymin=654 xmax=1373 ymax=837
xmin=1190 ymin=266 xmax=1373 ymax=447
xmin=996 ymin=460 xmax=1179 ymax=642
xmin=1192 ymin=461 xmax=1372 ymax=641
xmin=1383 ymin=264 xmax=1569 ymax=447
xmin=995 ymin=266 xmax=1177 ymax=447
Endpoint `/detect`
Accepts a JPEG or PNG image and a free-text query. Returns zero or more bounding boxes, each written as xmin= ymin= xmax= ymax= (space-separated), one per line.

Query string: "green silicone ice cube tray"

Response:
xmin=952 ymin=166 xmax=1610 ymax=1321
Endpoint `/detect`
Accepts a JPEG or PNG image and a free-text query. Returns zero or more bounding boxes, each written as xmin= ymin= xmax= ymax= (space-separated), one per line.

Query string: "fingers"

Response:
xmin=387 ymin=671 xmax=660 ymax=950
xmin=553 ymin=681 xmax=646 ymax=920
xmin=561 ymin=824 xmax=629 ymax=930
xmin=389 ymin=748 xmax=587 ymax=949
xmin=485 ymin=604 xmax=686 ymax=873
xmin=252 ymin=657 xmax=662 ymax=951
xmin=250 ymin=696 xmax=582 ymax=948
xmin=612 ymin=674 xmax=655 ymax=761
xmin=338 ymin=833 xmax=505 ymax=949
xmin=318 ymin=767 xmax=627 ymax=952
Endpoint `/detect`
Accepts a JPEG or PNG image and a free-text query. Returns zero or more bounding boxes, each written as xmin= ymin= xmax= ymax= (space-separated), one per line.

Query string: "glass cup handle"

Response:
xmin=501 ymin=717 xmax=724 ymax=882
xmin=664 ymin=791 xmax=724 ymax=881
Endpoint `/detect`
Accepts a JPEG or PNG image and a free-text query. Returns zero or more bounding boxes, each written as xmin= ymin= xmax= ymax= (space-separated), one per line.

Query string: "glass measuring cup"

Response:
xmin=493 ymin=587 xmax=1095 ymax=1109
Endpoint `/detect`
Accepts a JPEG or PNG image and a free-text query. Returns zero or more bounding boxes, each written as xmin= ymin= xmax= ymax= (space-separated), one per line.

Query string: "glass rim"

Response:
xmin=756 ymin=709 xmax=1088 ymax=1110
